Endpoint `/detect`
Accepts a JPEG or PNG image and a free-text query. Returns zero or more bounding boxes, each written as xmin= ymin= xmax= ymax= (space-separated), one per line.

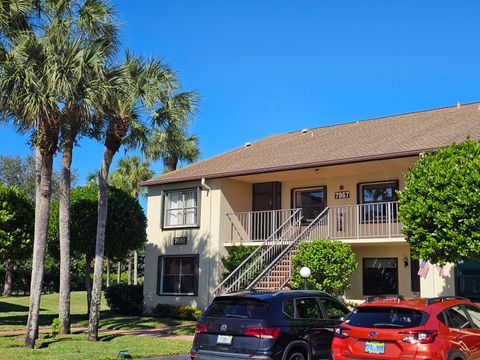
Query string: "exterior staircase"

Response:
xmin=214 ymin=207 xmax=330 ymax=297
xmin=215 ymin=201 xmax=401 ymax=297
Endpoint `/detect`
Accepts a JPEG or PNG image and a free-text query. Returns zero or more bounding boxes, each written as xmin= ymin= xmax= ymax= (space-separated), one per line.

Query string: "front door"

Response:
xmin=252 ymin=182 xmax=281 ymax=240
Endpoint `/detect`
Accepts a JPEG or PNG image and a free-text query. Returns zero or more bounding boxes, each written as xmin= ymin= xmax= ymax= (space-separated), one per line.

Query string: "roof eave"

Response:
xmin=140 ymin=148 xmax=433 ymax=187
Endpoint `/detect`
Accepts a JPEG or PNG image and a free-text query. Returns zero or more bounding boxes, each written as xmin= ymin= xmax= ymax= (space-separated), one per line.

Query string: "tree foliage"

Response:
xmin=0 ymin=185 xmax=34 ymax=262
xmin=109 ymin=156 xmax=154 ymax=198
xmin=398 ymin=139 xmax=480 ymax=264
xmin=49 ymin=183 xmax=147 ymax=262
xmin=291 ymin=239 xmax=357 ymax=295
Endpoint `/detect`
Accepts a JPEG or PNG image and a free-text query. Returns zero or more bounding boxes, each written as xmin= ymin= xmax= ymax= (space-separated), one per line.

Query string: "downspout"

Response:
xmin=200 ymin=178 xmax=213 ymax=306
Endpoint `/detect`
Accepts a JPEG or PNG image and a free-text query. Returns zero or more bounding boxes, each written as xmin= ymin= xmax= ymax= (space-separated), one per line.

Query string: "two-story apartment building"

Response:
xmin=141 ymin=103 xmax=480 ymax=311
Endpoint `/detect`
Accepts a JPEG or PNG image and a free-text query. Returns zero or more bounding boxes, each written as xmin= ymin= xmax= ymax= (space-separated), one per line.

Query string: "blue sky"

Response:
xmin=1 ymin=0 xmax=480 ymax=189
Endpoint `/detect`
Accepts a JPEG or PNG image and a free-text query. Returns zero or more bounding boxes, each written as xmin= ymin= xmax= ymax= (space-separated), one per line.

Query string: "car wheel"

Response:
xmin=287 ymin=351 xmax=306 ymax=360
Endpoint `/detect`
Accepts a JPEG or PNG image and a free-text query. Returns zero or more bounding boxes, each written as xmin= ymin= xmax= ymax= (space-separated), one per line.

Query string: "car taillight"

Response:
xmin=333 ymin=325 xmax=350 ymax=339
xmin=194 ymin=322 xmax=207 ymax=334
xmin=244 ymin=327 xmax=280 ymax=339
xmin=400 ymin=330 xmax=438 ymax=344
xmin=190 ymin=350 xmax=197 ymax=358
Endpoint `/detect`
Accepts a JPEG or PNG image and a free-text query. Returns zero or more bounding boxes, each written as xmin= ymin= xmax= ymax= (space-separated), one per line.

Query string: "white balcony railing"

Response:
xmin=226 ymin=202 xmax=402 ymax=244
xmin=226 ymin=209 xmax=300 ymax=243
xmin=327 ymin=201 xmax=401 ymax=239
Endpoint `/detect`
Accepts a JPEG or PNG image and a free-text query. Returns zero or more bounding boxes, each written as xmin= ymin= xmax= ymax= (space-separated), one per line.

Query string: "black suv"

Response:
xmin=190 ymin=290 xmax=349 ymax=360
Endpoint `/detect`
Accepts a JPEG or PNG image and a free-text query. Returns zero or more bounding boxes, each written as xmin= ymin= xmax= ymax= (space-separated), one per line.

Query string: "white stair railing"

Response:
xmin=249 ymin=207 xmax=330 ymax=291
xmin=214 ymin=209 xmax=302 ymax=296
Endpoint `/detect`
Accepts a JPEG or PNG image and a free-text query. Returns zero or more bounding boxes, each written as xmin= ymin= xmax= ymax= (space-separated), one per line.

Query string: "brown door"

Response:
xmin=251 ymin=182 xmax=281 ymax=240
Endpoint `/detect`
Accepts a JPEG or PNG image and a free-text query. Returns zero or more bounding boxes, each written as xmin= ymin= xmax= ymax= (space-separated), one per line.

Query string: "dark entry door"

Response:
xmin=457 ymin=261 xmax=480 ymax=301
xmin=252 ymin=182 xmax=281 ymax=240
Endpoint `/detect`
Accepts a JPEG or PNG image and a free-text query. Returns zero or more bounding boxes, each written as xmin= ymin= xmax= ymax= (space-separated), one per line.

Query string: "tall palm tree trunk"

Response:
xmin=117 ymin=263 xmax=120 ymax=284
xmin=133 ymin=251 xmax=138 ymax=285
xmin=106 ymin=259 xmax=110 ymax=288
xmin=88 ymin=148 xmax=114 ymax=341
xmin=165 ymin=155 xmax=178 ymax=172
xmin=85 ymin=255 xmax=92 ymax=315
xmin=2 ymin=259 xmax=13 ymax=297
xmin=58 ymin=143 xmax=73 ymax=334
xmin=127 ymin=254 xmax=132 ymax=285
xmin=25 ymin=150 xmax=54 ymax=348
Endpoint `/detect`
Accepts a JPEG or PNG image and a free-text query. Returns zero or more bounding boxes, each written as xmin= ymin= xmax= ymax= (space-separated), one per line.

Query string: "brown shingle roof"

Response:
xmin=142 ymin=102 xmax=480 ymax=186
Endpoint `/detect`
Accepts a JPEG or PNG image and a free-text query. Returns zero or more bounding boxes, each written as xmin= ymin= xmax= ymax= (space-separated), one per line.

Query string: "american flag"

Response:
xmin=436 ymin=265 xmax=446 ymax=278
xmin=418 ymin=260 xmax=430 ymax=279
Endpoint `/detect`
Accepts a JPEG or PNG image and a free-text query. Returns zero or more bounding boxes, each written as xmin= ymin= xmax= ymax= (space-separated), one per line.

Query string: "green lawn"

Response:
xmin=0 ymin=333 xmax=191 ymax=360
xmin=0 ymin=291 xmax=194 ymax=359
xmin=0 ymin=291 xmax=193 ymax=331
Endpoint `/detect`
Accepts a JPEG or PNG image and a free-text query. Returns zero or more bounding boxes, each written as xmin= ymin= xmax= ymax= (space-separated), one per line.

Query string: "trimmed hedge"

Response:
xmin=153 ymin=303 xmax=202 ymax=320
xmin=104 ymin=284 xmax=143 ymax=315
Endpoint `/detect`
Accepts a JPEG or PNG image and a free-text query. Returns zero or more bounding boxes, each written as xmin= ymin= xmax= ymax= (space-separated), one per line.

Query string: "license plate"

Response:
xmin=217 ymin=335 xmax=233 ymax=345
xmin=365 ymin=341 xmax=385 ymax=354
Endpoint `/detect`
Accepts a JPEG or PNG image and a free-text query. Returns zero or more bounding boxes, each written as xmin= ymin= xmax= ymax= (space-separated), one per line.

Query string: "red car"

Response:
xmin=332 ymin=296 xmax=480 ymax=360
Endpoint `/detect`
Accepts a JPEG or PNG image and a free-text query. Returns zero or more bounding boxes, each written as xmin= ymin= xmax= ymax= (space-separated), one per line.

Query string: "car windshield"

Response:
xmin=203 ymin=298 xmax=269 ymax=319
xmin=345 ymin=306 xmax=426 ymax=328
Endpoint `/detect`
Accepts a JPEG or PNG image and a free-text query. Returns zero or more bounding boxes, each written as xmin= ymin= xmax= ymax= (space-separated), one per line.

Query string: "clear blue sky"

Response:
xmin=1 ymin=0 xmax=479 ymax=187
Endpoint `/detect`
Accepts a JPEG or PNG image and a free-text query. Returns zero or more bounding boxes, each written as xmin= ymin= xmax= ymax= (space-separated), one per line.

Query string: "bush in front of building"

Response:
xmin=221 ymin=244 xmax=256 ymax=280
xmin=399 ymin=138 xmax=480 ymax=265
xmin=291 ymin=239 xmax=357 ymax=295
xmin=153 ymin=303 xmax=202 ymax=320
xmin=104 ymin=284 xmax=143 ymax=315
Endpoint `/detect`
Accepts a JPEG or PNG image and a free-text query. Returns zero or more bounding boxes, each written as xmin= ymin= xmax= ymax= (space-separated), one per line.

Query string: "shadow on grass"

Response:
xmin=99 ymin=315 xmax=183 ymax=330
xmin=37 ymin=336 xmax=71 ymax=349
xmin=98 ymin=333 xmax=122 ymax=342
xmin=0 ymin=301 xmax=32 ymax=313
xmin=0 ymin=310 xmax=111 ymax=328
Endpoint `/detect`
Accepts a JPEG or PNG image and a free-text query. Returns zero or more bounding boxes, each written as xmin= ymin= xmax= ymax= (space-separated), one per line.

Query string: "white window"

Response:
xmin=163 ymin=188 xmax=199 ymax=228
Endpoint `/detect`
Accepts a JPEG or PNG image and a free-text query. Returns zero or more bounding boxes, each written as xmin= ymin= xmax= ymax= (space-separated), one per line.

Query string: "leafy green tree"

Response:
xmin=109 ymin=155 xmax=153 ymax=285
xmin=0 ymin=185 xmax=34 ymax=296
xmin=398 ymin=139 xmax=480 ymax=265
xmin=291 ymin=239 xmax=357 ymax=295
xmin=49 ymin=183 xmax=147 ymax=311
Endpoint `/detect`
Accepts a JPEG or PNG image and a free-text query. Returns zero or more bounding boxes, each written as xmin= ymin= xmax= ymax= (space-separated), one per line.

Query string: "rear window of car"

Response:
xmin=203 ymin=298 xmax=269 ymax=319
xmin=345 ymin=306 xmax=427 ymax=329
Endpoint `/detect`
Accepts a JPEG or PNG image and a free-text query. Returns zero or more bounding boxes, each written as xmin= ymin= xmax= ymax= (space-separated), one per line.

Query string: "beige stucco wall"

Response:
xmin=420 ymin=263 xmax=456 ymax=298
xmin=143 ymin=179 xmax=223 ymax=312
xmin=345 ymin=242 xmax=412 ymax=301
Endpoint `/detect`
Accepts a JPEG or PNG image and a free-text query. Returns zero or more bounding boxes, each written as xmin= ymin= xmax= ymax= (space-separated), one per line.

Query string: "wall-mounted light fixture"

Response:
xmin=403 ymin=257 xmax=409 ymax=268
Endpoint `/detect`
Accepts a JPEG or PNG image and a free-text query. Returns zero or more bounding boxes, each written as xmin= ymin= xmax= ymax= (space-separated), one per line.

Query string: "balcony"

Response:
xmin=226 ymin=201 xmax=402 ymax=244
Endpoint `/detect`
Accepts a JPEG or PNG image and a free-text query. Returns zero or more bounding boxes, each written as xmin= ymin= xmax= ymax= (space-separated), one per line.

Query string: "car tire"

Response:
xmin=287 ymin=351 xmax=306 ymax=360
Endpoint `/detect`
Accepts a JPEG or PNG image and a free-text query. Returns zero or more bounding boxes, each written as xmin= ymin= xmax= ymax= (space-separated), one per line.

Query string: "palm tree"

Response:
xmin=0 ymin=0 xmax=115 ymax=347
xmin=147 ymin=91 xmax=200 ymax=172
xmin=109 ymin=155 xmax=154 ymax=198
xmin=56 ymin=1 xmax=117 ymax=335
xmin=88 ymin=55 xmax=175 ymax=341
xmin=147 ymin=130 xmax=200 ymax=172
xmin=109 ymin=155 xmax=153 ymax=284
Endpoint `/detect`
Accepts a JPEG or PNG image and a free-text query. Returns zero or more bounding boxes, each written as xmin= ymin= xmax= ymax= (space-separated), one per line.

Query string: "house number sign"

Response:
xmin=334 ymin=191 xmax=350 ymax=199
xmin=173 ymin=236 xmax=188 ymax=245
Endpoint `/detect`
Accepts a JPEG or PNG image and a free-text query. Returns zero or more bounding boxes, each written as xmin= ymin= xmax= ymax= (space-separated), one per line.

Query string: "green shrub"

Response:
xmin=291 ymin=239 xmax=357 ymax=295
xmin=104 ymin=284 xmax=143 ymax=315
xmin=221 ymin=244 xmax=255 ymax=280
xmin=153 ymin=303 xmax=202 ymax=320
